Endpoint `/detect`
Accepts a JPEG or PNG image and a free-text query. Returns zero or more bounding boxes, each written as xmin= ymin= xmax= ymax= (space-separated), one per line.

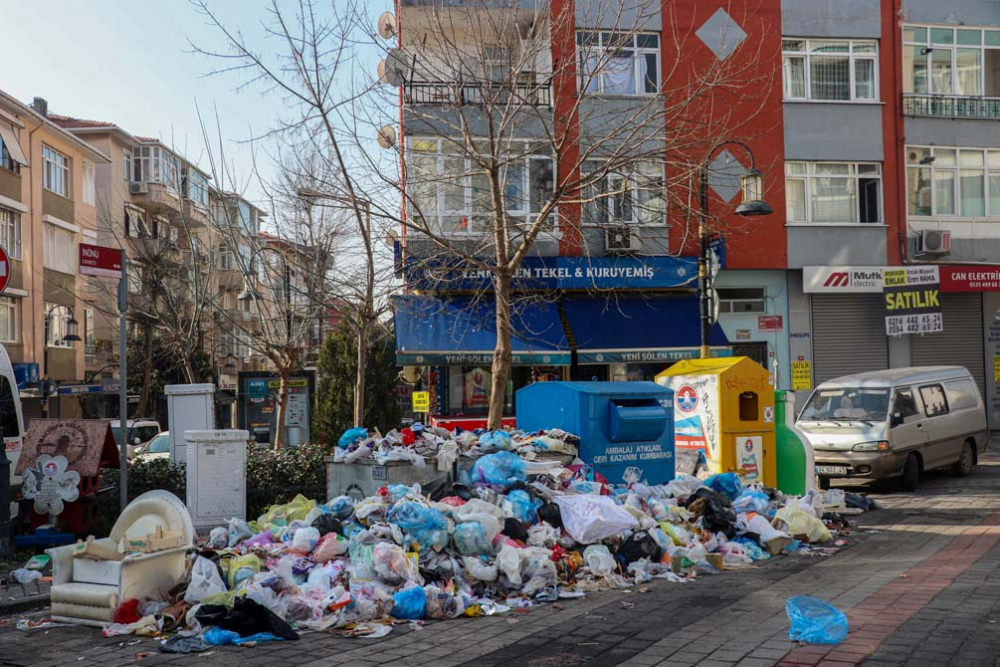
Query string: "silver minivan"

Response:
xmin=796 ymin=366 xmax=987 ymax=491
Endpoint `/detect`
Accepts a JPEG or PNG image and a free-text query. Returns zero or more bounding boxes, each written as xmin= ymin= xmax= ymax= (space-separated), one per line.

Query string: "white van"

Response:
xmin=796 ymin=366 xmax=987 ymax=491
xmin=0 ymin=344 xmax=25 ymax=516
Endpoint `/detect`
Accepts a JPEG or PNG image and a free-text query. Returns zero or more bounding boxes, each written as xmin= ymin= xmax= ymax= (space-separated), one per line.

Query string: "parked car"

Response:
xmin=111 ymin=419 xmax=162 ymax=458
xmin=130 ymin=431 xmax=171 ymax=463
xmin=796 ymin=366 xmax=987 ymax=491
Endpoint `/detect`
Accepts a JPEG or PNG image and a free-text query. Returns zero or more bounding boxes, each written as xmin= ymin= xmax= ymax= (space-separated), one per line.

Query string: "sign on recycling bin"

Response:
xmin=412 ymin=391 xmax=430 ymax=413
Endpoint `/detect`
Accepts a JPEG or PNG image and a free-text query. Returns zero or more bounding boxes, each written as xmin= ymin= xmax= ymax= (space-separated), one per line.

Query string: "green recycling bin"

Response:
xmin=775 ymin=390 xmax=815 ymax=495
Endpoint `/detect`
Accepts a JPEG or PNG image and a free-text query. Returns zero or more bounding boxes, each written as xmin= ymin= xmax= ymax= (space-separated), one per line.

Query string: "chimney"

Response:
xmin=32 ymin=97 xmax=48 ymax=117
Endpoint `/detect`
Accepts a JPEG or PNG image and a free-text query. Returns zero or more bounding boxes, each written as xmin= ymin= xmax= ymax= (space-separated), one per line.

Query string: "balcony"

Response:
xmin=128 ymin=180 xmax=183 ymax=218
xmin=404 ymin=80 xmax=551 ymax=107
xmin=182 ymin=199 xmax=210 ymax=228
xmin=903 ymin=94 xmax=1000 ymax=120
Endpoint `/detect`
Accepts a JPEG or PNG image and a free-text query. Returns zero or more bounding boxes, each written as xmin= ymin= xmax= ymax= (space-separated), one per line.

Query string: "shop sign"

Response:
xmin=803 ymin=266 xmax=884 ymax=293
xmin=735 ymin=329 xmax=752 ymax=340
xmin=79 ymin=243 xmax=123 ymax=279
xmin=883 ymin=267 xmax=942 ymax=336
xmin=397 ymin=351 xmax=571 ymax=366
xmin=791 ymin=360 xmax=812 ymax=391
xmin=757 ymin=315 xmax=783 ymax=332
xmin=940 ymin=266 xmax=1000 ymax=292
xmin=994 ymin=355 xmax=1000 ymax=384
xmin=412 ymin=391 xmax=430 ymax=413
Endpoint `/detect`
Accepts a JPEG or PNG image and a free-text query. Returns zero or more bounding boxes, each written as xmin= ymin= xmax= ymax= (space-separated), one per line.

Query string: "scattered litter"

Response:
xmin=786 ymin=596 xmax=849 ymax=645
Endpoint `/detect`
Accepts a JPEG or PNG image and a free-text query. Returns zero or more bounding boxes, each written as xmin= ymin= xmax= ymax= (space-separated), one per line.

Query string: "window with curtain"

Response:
xmin=83 ymin=161 xmax=96 ymax=206
xmin=577 ymin=31 xmax=659 ymax=96
xmin=907 ymin=146 xmax=1000 ymax=218
xmin=785 ymin=162 xmax=882 ymax=224
xmin=42 ymin=145 xmax=70 ymax=197
xmin=0 ymin=207 xmax=21 ymax=259
xmin=782 ymin=39 xmax=878 ymax=101
xmin=0 ymin=296 xmax=17 ymax=343
xmin=43 ymin=224 xmax=75 ymax=274
xmin=904 ymin=25 xmax=1000 ymax=97
xmin=581 ymin=160 xmax=666 ymax=226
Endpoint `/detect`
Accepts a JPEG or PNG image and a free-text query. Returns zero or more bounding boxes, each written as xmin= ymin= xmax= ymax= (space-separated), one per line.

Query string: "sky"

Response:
xmin=4 ymin=0 xmax=385 ymax=208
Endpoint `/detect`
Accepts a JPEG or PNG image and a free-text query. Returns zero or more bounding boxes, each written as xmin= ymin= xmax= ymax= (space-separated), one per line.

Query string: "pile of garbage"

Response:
xmin=331 ymin=425 xmax=580 ymax=469
xmin=63 ymin=425 xmax=865 ymax=651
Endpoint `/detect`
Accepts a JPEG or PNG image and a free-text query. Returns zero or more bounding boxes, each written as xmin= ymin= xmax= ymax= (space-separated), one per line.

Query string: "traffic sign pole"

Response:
xmin=118 ymin=257 xmax=128 ymax=512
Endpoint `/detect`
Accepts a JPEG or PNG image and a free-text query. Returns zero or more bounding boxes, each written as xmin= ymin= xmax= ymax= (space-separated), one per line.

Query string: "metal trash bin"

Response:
xmin=515 ymin=382 xmax=675 ymax=486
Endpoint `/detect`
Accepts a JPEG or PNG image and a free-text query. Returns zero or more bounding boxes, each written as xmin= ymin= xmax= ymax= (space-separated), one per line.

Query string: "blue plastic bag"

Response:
xmin=388 ymin=484 xmax=419 ymax=502
xmin=338 ymin=427 xmax=368 ymax=449
xmin=390 ymin=586 xmax=427 ymax=619
xmin=705 ymin=473 xmax=743 ymax=501
xmin=732 ymin=489 xmax=770 ymax=515
xmin=388 ymin=502 xmax=449 ymax=552
xmin=203 ymin=627 xmax=284 ymax=646
xmin=326 ymin=495 xmax=355 ymax=520
xmin=453 ymin=521 xmax=492 ymax=555
xmin=478 ymin=430 xmax=513 ymax=450
xmin=785 ymin=596 xmax=848 ymax=644
xmin=502 ymin=490 xmax=541 ymax=524
xmin=471 ymin=451 xmax=526 ymax=487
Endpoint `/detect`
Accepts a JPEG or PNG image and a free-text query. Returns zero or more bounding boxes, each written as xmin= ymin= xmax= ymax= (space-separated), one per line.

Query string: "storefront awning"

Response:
xmin=562 ymin=295 xmax=730 ymax=364
xmin=393 ymin=294 xmax=571 ymax=366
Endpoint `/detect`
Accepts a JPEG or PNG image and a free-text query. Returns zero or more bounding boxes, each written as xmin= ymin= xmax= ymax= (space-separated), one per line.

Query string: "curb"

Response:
xmin=0 ymin=593 xmax=50 ymax=616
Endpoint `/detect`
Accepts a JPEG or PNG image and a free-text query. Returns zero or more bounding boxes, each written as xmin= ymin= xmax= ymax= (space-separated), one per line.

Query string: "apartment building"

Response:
xmin=0 ymin=91 xmax=111 ymax=419
xmin=390 ymin=0 xmax=1000 ymax=429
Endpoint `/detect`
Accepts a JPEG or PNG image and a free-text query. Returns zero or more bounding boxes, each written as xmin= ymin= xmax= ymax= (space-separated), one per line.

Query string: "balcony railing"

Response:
xmin=404 ymin=80 xmax=552 ymax=107
xmin=903 ymin=94 xmax=1000 ymax=120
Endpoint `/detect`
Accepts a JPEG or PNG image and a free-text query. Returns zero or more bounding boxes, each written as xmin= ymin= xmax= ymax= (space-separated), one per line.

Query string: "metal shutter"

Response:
xmin=811 ymin=294 xmax=889 ymax=385
xmin=910 ymin=293 xmax=985 ymax=397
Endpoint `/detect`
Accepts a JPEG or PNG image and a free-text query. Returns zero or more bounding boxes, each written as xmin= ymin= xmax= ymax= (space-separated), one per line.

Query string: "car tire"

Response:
xmin=819 ymin=477 xmax=831 ymax=491
xmin=900 ymin=454 xmax=920 ymax=492
xmin=952 ymin=441 xmax=975 ymax=477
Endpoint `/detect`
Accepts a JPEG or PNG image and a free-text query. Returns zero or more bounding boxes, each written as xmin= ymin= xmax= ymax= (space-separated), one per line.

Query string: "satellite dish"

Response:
xmin=377 ymin=125 xmax=397 ymax=149
xmin=380 ymin=48 xmax=409 ymax=86
xmin=377 ymin=59 xmax=389 ymax=84
xmin=377 ymin=11 xmax=397 ymax=39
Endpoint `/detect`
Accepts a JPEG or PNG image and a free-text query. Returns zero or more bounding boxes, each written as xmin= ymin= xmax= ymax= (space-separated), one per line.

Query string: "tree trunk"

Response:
xmin=273 ymin=368 xmax=289 ymax=448
xmin=138 ymin=325 xmax=154 ymax=417
xmin=354 ymin=318 xmax=368 ymax=427
xmin=487 ymin=272 xmax=513 ymax=430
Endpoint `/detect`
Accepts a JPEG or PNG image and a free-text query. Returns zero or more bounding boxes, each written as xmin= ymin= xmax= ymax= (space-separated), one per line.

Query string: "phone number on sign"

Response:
xmin=886 ymin=313 xmax=943 ymax=336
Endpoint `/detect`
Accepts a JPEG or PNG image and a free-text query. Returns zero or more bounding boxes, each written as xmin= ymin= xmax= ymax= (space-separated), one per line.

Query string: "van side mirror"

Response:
xmin=890 ymin=413 xmax=903 ymax=428
xmin=133 ymin=437 xmax=141 ymax=445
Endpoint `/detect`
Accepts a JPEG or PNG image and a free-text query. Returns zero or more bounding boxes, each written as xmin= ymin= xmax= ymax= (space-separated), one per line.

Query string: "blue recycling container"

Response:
xmin=516 ymin=382 xmax=675 ymax=486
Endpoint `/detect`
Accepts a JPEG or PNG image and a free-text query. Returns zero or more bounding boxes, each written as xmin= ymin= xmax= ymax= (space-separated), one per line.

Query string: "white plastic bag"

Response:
xmin=292 ymin=526 xmax=321 ymax=553
xmin=582 ymin=545 xmax=616 ymax=577
xmin=553 ymin=494 xmax=638 ymax=544
xmin=496 ymin=543 xmax=523 ymax=586
xmin=183 ymin=556 xmax=227 ymax=604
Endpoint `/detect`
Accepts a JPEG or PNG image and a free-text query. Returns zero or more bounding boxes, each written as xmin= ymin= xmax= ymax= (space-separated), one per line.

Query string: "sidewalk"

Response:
xmin=0 ymin=567 xmax=50 ymax=616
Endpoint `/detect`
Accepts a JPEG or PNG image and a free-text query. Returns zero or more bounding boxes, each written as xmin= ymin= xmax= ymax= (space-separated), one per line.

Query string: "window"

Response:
xmin=45 ymin=303 xmax=73 ymax=348
xmin=42 ymin=145 xmax=69 ymax=197
xmin=132 ymin=145 xmax=180 ymax=189
xmin=127 ymin=264 xmax=142 ymax=294
xmin=408 ymin=138 xmax=556 ymax=234
xmin=582 ymin=160 xmax=665 ymax=226
xmin=919 ymin=384 xmax=949 ymax=417
xmin=184 ymin=168 xmax=209 ymax=208
xmin=0 ymin=208 xmax=21 ymax=259
xmin=907 ymin=146 xmax=1000 ymax=218
xmin=82 ymin=161 xmax=96 ymax=206
xmin=904 ymin=25 xmax=1000 ymax=97
xmin=43 ymin=224 xmax=75 ymax=274
xmin=782 ymin=39 xmax=878 ymax=101
xmin=0 ymin=133 xmax=21 ymax=174
xmin=123 ymin=149 xmax=132 ymax=181
xmin=800 ymin=387 xmax=891 ymax=422
xmin=578 ymin=31 xmax=660 ymax=96
xmin=125 ymin=205 xmax=151 ymax=239
xmin=217 ymin=245 xmax=234 ymax=271
xmin=0 ymin=296 xmax=17 ymax=343
xmin=944 ymin=379 xmax=979 ymax=411
xmin=718 ymin=288 xmax=766 ymax=314
xmin=786 ymin=162 xmax=882 ymax=223
xmin=892 ymin=387 xmax=921 ymax=420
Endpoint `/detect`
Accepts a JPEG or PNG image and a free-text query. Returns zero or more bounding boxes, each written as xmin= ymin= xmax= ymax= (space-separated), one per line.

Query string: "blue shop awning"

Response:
xmin=393 ymin=294 xmax=571 ymax=366
xmin=562 ymin=295 xmax=730 ymax=364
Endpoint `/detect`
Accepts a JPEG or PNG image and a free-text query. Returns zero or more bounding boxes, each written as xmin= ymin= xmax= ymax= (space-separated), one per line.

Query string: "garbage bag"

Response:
xmin=470 ymin=451 xmax=526 ymax=487
xmin=388 ymin=483 xmax=421 ymax=502
xmin=312 ymin=513 xmax=343 ymax=537
xmin=424 ymin=584 xmax=466 ymax=619
xmin=527 ymin=522 xmax=558 ymax=547
xmin=583 ymin=544 xmax=616 ymax=577
xmin=326 ymin=495 xmax=356 ymax=520
xmin=292 ymin=526 xmax=321 ymax=553
xmin=522 ymin=550 xmax=557 ymax=598
xmin=195 ymin=597 xmax=299 ymax=640
xmin=390 ymin=586 xmax=426 ymax=620
xmin=228 ymin=518 xmax=254 ymax=547
xmin=159 ymin=634 xmax=212 ymax=654
xmin=736 ymin=513 xmax=787 ymax=544
xmin=478 ymin=430 xmax=513 ymax=450
xmin=184 ymin=556 xmax=227 ymax=604
xmin=451 ymin=497 xmax=504 ymax=521
xmin=690 ymin=495 xmax=737 ymax=538
xmin=388 ymin=502 xmax=449 ymax=552
xmin=354 ymin=498 xmax=388 ymax=526
xmin=338 ymin=427 xmax=368 ymax=449
xmin=774 ymin=503 xmax=832 ymax=543
xmin=683 ymin=487 xmax=731 ymax=509
xmin=553 ymin=494 xmax=638 ymax=544
xmin=705 ymin=473 xmax=743 ymax=501
xmin=733 ymin=489 xmax=771 ymax=515
xmin=313 ymin=533 xmax=349 ymax=563
xmin=497 ymin=543 xmax=523 ymax=586
xmin=462 ymin=556 xmax=498 ymax=582
xmin=207 ymin=527 xmax=229 ymax=550
xmin=258 ymin=494 xmax=316 ymax=529
xmin=616 ymin=530 xmax=662 ymax=565
xmin=502 ymin=490 xmax=541 ymax=525
xmin=502 ymin=517 xmax=529 ymax=542
xmin=373 ymin=542 xmax=422 ymax=586
xmin=664 ymin=473 xmax=705 ymax=499
xmin=204 ymin=627 xmax=285 ymax=646
xmin=454 ymin=521 xmax=493 ymax=555
xmin=228 ymin=554 xmax=262 ymax=588
xmin=537 ymin=502 xmax=563 ymax=529
xmin=785 ymin=596 xmax=849 ymax=645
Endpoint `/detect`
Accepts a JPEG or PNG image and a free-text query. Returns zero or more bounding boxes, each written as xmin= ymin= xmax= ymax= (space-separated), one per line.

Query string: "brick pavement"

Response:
xmin=5 ymin=445 xmax=1000 ymax=667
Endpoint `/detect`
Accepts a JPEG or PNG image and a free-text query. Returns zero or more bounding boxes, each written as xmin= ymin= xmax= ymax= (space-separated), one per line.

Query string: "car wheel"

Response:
xmin=819 ymin=477 xmax=831 ymax=491
xmin=900 ymin=454 xmax=920 ymax=492
xmin=952 ymin=441 xmax=975 ymax=477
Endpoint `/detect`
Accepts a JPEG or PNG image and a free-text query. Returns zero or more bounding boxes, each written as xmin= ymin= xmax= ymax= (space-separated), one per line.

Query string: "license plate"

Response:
xmin=816 ymin=465 xmax=849 ymax=476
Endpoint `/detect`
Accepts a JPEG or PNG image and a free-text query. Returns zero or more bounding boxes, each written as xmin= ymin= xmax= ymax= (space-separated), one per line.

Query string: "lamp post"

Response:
xmin=41 ymin=305 xmax=82 ymax=418
xmin=698 ymin=142 xmax=773 ymax=359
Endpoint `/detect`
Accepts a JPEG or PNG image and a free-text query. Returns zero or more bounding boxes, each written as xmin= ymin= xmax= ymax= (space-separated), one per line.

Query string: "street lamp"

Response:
xmin=698 ymin=141 xmax=773 ymax=359
xmin=42 ymin=305 xmax=81 ymax=418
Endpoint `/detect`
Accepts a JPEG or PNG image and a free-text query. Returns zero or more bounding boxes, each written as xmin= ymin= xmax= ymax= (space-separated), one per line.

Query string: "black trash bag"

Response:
xmin=689 ymin=495 xmax=737 ymax=538
xmin=423 ymin=476 xmax=451 ymax=502
xmin=312 ymin=514 xmax=343 ymax=537
xmin=502 ymin=517 xmax=529 ymax=542
xmin=537 ymin=502 xmax=563 ymax=529
xmin=195 ymin=597 xmax=299 ymax=640
xmin=682 ymin=487 xmax=731 ymax=510
xmin=616 ymin=530 xmax=662 ymax=565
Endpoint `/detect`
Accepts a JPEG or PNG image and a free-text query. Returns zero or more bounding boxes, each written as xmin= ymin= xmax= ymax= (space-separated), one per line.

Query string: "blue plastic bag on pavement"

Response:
xmin=388 ymin=502 xmax=449 ymax=552
xmin=732 ymin=489 xmax=770 ymax=515
xmin=471 ymin=451 xmax=526 ymax=487
xmin=391 ymin=586 xmax=427 ymax=619
xmin=705 ymin=473 xmax=743 ymax=501
xmin=338 ymin=427 xmax=368 ymax=449
xmin=785 ymin=596 xmax=848 ymax=644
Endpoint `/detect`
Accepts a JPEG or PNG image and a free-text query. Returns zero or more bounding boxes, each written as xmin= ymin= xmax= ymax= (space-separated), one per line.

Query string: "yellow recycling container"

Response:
xmin=656 ymin=357 xmax=776 ymax=487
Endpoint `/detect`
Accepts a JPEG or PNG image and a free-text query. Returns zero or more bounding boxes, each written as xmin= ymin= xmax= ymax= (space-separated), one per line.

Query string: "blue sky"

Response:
xmin=3 ymin=1 xmax=382 ymax=207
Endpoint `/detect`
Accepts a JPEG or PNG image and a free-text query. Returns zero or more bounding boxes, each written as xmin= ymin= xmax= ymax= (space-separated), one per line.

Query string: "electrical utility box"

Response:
xmin=165 ymin=383 xmax=215 ymax=463
xmin=185 ymin=430 xmax=248 ymax=535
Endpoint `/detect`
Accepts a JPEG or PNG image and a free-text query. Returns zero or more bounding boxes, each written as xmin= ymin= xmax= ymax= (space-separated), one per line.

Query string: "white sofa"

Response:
xmin=47 ymin=490 xmax=194 ymax=626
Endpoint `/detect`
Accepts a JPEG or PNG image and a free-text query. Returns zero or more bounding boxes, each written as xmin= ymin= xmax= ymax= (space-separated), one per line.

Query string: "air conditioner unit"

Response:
xmin=918 ymin=230 xmax=951 ymax=255
xmin=605 ymin=224 xmax=640 ymax=253
xmin=129 ymin=182 xmax=148 ymax=195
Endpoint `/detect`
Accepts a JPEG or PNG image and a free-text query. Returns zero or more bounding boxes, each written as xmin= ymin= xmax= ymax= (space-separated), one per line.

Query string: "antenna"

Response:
xmin=377 ymin=125 xmax=397 ymax=149
xmin=377 ymin=12 xmax=397 ymax=39
xmin=379 ymin=48 xmax=410 ymax=87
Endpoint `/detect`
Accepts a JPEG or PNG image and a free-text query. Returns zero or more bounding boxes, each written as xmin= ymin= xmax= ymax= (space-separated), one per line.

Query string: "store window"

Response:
xmin=718 ymin=287 xmax=766 ymax=314
xmin=446 ymin=366 xmax=513 ymax=415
